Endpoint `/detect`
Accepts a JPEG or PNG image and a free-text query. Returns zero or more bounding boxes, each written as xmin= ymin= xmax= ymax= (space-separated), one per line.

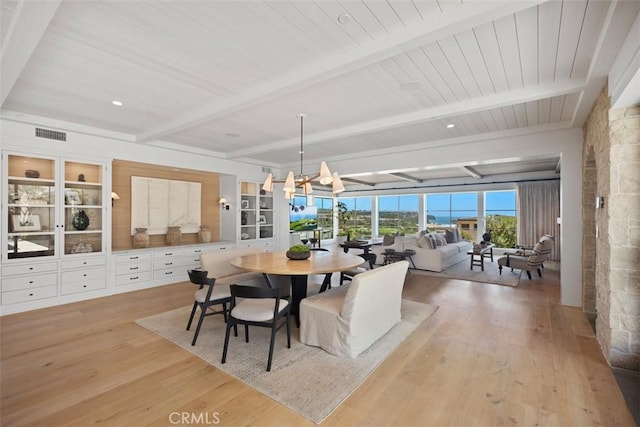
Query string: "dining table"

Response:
xmin=230 ymin=250 xmax=363 ymax=327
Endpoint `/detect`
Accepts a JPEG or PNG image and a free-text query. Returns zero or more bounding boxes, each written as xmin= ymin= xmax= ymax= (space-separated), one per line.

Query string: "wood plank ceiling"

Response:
xmin=1 ymin=0 xmax=638 ymax=188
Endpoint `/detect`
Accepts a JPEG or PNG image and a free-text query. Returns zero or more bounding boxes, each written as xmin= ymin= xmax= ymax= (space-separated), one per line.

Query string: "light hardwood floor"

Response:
xmin=1 ymin=263 xmax=635 ymax=426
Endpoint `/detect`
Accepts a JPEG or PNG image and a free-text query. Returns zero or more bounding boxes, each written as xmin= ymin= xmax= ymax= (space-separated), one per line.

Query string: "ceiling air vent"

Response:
xmin=35 ymin=127 xmax=67 ymax=141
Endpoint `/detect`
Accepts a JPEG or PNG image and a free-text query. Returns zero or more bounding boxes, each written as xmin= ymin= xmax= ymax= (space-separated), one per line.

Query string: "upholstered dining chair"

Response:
xmin=221 ymin=284 xmax=291 ymax=372
xmin=340 ymin=253 xmax=376 ymax=286
xmin=186 ymin=269 xmax=232 ymax=346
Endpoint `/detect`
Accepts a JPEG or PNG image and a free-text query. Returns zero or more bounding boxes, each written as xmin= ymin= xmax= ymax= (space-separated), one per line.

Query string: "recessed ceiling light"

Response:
xmin=337 ymin=14 xmax=351 ymax=24
xmin=112 ymin=100 xmax=123 ymax=106
xmin=399 ymin=80 xmax=424 ymax=91
xmin=446 ymin=123 xmax=455 ymax=129
xmin=225 ymin=132 xmax=240 ymax=138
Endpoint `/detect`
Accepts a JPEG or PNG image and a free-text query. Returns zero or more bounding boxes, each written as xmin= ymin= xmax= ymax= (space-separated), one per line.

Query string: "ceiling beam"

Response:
xmin=340 ymin=177 xmax=376 ymax=187
xmin=388 ymin=172 xmax=423 ymax=183
xmin=461 ymin=166 xmax=483 ymax=179
xmin=227 ymin=79 xmax=585 ymax=159
xmin=0 ymin=0 xmax=62 ymax=106
xmin=136 ymin=0 xmax=549 ymax=143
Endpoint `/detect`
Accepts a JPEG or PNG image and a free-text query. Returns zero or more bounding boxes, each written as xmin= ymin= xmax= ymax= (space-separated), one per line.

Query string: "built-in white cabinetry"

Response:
xmin=113 ymin=242 xmax=236 ymax=289
xmin=239 ymin=180 xmax=275 ymax=249
xmin=1 ymin=151 xmax=109 ymax=311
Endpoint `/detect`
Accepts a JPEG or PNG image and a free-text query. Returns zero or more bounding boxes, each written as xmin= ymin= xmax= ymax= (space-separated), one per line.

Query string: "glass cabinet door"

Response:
xmin=6 ymin=155 xmax=57 ymax=259
xmin=63 ymin=161 xmax=104 ymax=255
xmin=240 ymin=181 xmax=257 ymax=240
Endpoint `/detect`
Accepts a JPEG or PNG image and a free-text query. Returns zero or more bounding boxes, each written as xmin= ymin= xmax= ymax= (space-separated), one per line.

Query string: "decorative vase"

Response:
xmin=166 ymin=226 xmax=182 ymax=246
xmin=71 ymin=210 xmax=90 ymax=230
xmin=286 ymin=250 xmax=310 ymax=260
xmin=198 ymin=225 xmax=211 ymax=243
xmin=133 ymin=227 xmax=149 ymax=248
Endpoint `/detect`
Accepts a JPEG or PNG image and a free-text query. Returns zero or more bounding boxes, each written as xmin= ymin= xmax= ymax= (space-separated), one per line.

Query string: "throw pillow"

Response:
xmin=417 ymin=235 xmax=429 ymax=249
xmin=435 ymin=234 xmax=447 ymax=246
xmin=382 ymin=234 xmax=395 ymax=246
xmin=445 ymin=229 xmax=457 ymax=243
xmin=455 ymin=227 xmax=462 ymax=242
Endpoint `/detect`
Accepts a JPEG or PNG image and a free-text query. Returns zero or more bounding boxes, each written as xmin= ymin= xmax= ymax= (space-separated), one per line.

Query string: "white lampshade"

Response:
xmin=284 ymin=189 xmax=294 ymax=200
xmin=303 ymin=181 xmax=313 ymax=195
xmin=262 ymin=173 xmax=273 ymax=192
xmin=283 ymin=171 xmax=295 ymax=193
xmin=331 ymin=172 xmax=345 ymax=194
xmin=318 ymin=161 xmax=333 ymax=185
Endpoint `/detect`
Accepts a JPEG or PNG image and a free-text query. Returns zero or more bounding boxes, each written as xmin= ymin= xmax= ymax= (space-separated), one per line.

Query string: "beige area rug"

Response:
xmin=136 ymin=300 xmax=437 ymax=424
xmin=413 ymin=257 xmax=522 ymax=287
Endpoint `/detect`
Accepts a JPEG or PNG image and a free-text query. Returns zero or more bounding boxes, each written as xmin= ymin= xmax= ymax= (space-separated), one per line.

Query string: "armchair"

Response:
xmin=497 ymin=235 xmax=554 ymax=279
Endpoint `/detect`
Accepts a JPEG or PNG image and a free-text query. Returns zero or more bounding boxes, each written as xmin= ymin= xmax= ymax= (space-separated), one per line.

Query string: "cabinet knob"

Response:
xmin=165 ymin=252 xmax=172 ymax=256
xmin=28 ymin=267 xmax=34 ymax=271
xmin=83 ymin=261 xmax=87 ymax=265
xmin=131 ymin=276 xmax=139 ymax=280
xmin=131 ymin=256 xmax=139 ymax=260
xmin=82 ymin=274 xmax=87 ymax=277
xmin=29 ymin=280 xmax=34 ymax=284
xmin=165 ymin=271 xmax=173 ymax=275
xmin=165 ymin=262 xmax=172 ymax=266
xmin=29 ymin=293 xmax=34 ymax=296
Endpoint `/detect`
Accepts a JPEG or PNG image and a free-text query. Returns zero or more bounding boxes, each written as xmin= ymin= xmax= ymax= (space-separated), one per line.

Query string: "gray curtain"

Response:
xmin=516 ymin=180 xmax=561 ymax=261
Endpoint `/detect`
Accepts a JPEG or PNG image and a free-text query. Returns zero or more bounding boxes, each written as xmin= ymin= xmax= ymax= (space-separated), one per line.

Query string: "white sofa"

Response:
xmin=371 ymin=232 xmax=473 ymax=272
xmin=299 ymin=261 xmax=408 ymax=358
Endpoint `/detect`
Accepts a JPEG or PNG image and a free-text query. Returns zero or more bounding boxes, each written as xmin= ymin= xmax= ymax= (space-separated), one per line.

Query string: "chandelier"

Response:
xmin=261 ymin=114 xmax=345 ymax=204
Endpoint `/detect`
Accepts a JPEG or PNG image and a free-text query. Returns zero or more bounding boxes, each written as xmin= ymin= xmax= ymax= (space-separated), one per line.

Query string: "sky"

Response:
xmin=338 ymin=191 xmax=516 ymax=215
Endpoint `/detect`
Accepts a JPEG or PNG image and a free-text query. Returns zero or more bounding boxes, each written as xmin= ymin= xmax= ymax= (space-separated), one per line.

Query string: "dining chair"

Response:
xmin=186 ymin=269 xmax=232 ymax=346
xmin=308 ymin=248 xmax=333 ymax=294
xmin=340 ymin=253 xmax=376 ymax=286
xmin=221 ymin=284 xmax=291 ymax=372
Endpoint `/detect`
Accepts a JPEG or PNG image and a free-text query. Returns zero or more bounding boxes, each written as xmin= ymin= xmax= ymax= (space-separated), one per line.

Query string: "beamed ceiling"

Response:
xmin=1 ymin=0 xmax=639 ymax=190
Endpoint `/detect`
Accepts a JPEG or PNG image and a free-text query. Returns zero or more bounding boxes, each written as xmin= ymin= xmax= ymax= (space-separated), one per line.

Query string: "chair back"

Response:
xmin=229 ymin=285 xmax=288 ymax=317
xmin=527 ymin=235 xmax=554 ymax=268
xmin=340 ymin=261 xmax=408 ymax=326
xmin=200 ymin=246 xmax=266 ymax=279
xmin=188 ymin=269 xmax=209 ymax=286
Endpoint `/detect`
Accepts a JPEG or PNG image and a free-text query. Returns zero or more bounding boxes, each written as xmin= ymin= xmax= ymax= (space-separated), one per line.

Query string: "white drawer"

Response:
xmin=61 ymin=278 xmax=106 ymax=295
xmin=2 ymin=285 xmax=58 ymax=305
xmin=116 ymin=271 xmax=152 ymax=286
xmin=2 ymin=261 xmax=58 ymax=276
xmin=184 ymin=261 xmax=200 ymax=271
xmin=153 ymin=249 xmax=183 ymax=259
xmin=61 ymin=267 xmax=106 ymax=284
xmin=60 ymin=257 xmax=106 ymax=270
xmin=184 ymin=247 xmax=207 ymax=256
xmin=153 ymin=259 xmax=183 ymax=270
xmin=116 ymin=262 xmax=151 ymax=275
xmin=153 ymin=267 xmax=184 ymax=280
xmin=2 ymin=273 xmax=58 ymax=292
xmin=116 ymin=253 xmax=152 ymax=264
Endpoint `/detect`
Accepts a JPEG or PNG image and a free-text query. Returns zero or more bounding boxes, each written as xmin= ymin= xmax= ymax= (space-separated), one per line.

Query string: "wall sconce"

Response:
xmin=111 ymin=192 xmax=120 ymax=207
xmin=219 ymin=198 xmax=230 ymax=210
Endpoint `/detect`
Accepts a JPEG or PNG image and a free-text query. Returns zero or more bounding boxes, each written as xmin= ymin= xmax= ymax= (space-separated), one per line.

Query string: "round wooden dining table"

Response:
xmin=230 ymin=250 xmax=363 ymax=327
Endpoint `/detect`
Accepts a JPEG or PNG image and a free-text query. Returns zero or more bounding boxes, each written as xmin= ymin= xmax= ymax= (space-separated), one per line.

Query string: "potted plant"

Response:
xmin=286 ymin=244 xmax=311 ymax=260
xmin=336 ymin=201 xmax=352 ymax=244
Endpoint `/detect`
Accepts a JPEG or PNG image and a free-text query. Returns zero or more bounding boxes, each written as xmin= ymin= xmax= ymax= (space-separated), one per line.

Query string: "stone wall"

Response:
xmin=583 ymin=85 xmax=640 ymax=371
xmin=608 ymin=104 xmax=640 ymax=371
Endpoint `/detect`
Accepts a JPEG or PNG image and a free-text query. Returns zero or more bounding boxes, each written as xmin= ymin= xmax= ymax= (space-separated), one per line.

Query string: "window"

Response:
xmin=426 ymin=193 xmax=477 ymax=239
xmin=338 ymin=197 xmax=372 ymax=238
xmin=378 ymin=195 xmax=419 ymax=235
xmin=484 ymin=190 xmax=517 ymax=248
xmin=315 ymin=197 xmax=333 ymax=239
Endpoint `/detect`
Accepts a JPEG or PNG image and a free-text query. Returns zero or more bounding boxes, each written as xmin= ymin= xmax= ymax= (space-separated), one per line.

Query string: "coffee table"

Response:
xmin=383 ymin=249 xmax=416 ymax=269
xmin=467 ymin=244 xmax=494 ymax=271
